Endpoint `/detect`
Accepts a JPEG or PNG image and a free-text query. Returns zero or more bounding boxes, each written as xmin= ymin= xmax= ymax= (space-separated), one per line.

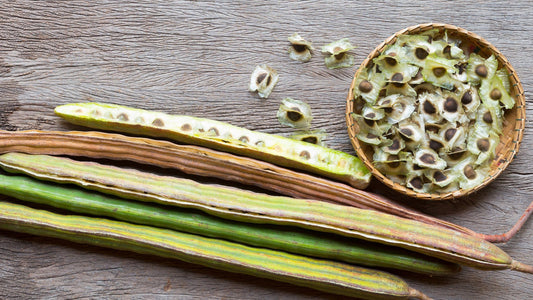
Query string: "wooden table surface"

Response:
xmin=1 ymin=1 xmax=532 ymax=299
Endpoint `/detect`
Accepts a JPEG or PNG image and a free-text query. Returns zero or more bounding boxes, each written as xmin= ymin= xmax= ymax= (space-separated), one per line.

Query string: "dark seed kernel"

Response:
xmin=483 ymin=111 xmax=493 ymax=124
xmin=399 ymin=128 xmax=413 ymax=137
xmin=409 ymin=177 xmax=423 ymax=189
xmin=463 ymin=165 xmax=477 ymax=179
xmin=302 ymin=136 xmax=318 ymax=144
xmin=461 ymin=90 xmax=473 ymax=105
xmin=444 ymin=97 xmax=458 ymax=112
xmin=420 ymin=153 xmax=436 ymax=165
xmin=444 ymin=128 xmax=457 ymax=141
xmin=287 ymin=111 xmax=303 ymax=122
xmin=384 ymin=56 xmax=397 ymax=66
xmin=292 ymin=44 xmax=307 ymax=53
xmin=266 ymin=75 xmax=272 ymax=86
xmin=433 ymin=170 xmax=447 ymax=182
xmin=490 ymin=88 xmax=502 ymax=100
xmin=429 ymin=139 xmax=444 ymax=152
xmin=181 ymin=123 xmax=192 ymax=131
xmin=423 ymin=101 xmax=437 ymax=114
xmin=152 ymin=118 xmax=165 ymax=127
xmin=477 ymin=138 xmax=490 ymax=152
xmin=391 ymin=73 xmax=404 ymax=82
xmin=426 ymin=125 xmax=440 ymax=134
xmin=387 ymin=155 xmax=400 ymax=168
xmin=475 ymin=64 xmax=488 ymax=78
xmin=334 ymin=52 xmax=345 ymax=60
xmin=378 ymin=88 xmax=387 ymax=97
xmin=433 ymin=67 xmax=446 ymax=77
xmin=358 ymin=80 xmax=373 ymax=93
xmin=364 ymin=118 xmax=375 ymax=126
xmin=443 ymin=45 xmax=451 ymax=56
xmin=388 ymin=139 xmax=401 ymax=151
xmin=448 ymin=148 xmax=465 ymax=160
xmin=365 ymin=112 xmax=376 ymax=119
xmin=415 ymin=47 xmax=429 ymax=59
xmin=299 ymin=150 xmax=311 ymax=159
xmin=256 ymin=73 xmax=267 ymax=84
xmin=413 ymin=164 xmax=424 ymax=171
xmin=117 ymin=113 xmax=129 ymax=122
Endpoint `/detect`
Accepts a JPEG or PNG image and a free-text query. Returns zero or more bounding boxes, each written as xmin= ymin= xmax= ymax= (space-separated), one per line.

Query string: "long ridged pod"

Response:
xmin=54 ymin=102 xmax=372 ymax=189
xmin=0 ymin=201 xmax=431 ymax=300
xmin=0 ymin=174 xmax=460 ymax=276
xmin=0 ymin=152 xmax=531 ymax=273
xmin=0 ymin=129 xmax=481 ymax=238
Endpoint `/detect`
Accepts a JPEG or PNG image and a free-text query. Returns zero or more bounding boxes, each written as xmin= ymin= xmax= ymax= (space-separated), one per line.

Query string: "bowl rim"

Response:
xmin=345 ymin=23 xmax=526 ymax=200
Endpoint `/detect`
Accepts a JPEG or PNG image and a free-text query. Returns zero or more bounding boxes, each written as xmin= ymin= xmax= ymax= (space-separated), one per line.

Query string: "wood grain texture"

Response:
xmin=1 ymin=0 xmax=532 ymax=299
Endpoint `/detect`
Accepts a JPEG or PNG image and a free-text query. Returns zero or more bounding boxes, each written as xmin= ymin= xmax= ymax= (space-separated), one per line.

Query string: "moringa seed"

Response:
xmin=409 ymin=177 xmax=423 ymax=189
xmin=429 ymin=139 xmax=444 ymax=152
xmin=461 ymin=91 xmax=473 ymax=105
xmin=256 ymin=73 xmax=267 ymax=84
xmin=299 ymin=150 xmax=310 ymax=159
xmin=386 ymin=154 xmax=400 ymax=168
xmin=483 ymin=111 xmax=493 ymax=124
xmin=208 ymin=127 xmax=220 ymax=136
xmin=181 ymin=124 xmax=192 ymax=131
xmin=287 ymin=110 xmax=303 ymax=122
xmin=292 ymin=44 xmax=307 ymax=53
xmin=444 ymin=128 xmax=457 ymax=141
xmin=433 ymin=67 xmax=446 ymax=77
xmin=415 ymin=47 xmax=429 ymax=59
xmin=239 ymin=136 xmax=249 ymax=143
xmin=463 ymin=165 xmax=477 ymax=179
xmin=433 ymin=170 xmax=447 ymax=182
xmin=388 ymin=139 xmax=401 ymax=151
xmin=475 ymin=64 xmax=488 ymax=78
xmin=477 ymin=138 xmax=490 ymax=152
xmin=444 ymin=97 xmax=459 ymax=112
xmin=384 ymin=56 xmax=397 ymax=66
xmin=423 ymin=101 xmax=437 ymax=114
xmin=399 ymin=128 xmax=413 ymax=139
xmin=358 ymin=80 xmax=373 ymax=93
xmin=420 ymin=153 xmax=436 ymax=165
xmin=152 ymin=118 xmax=165 ymax=127
xmin=490 ymin=88 xmax=502 ymax=100
xmin=391 ymin=73 xmax=404 ymax=82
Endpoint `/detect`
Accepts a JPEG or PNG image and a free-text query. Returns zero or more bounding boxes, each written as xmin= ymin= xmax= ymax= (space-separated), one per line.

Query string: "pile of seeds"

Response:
xmin=351 ymin=29 xmax=515 ymax=194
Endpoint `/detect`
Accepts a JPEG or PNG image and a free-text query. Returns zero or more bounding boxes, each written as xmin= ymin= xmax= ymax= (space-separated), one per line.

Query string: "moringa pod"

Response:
xmin=0 ymin=174 xmax=461 ymax=276
xmin=0 ymin=201 xmax=431 ymax=300
xmin=0 ymin=152 xmax=531 ymax=274
xmin=53 ymin=102 xmax=371 ymax=189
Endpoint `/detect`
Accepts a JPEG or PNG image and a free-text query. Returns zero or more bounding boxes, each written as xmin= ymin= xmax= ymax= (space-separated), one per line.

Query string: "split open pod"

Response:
xmin=346 ymin=23 xmax=526 ymax=200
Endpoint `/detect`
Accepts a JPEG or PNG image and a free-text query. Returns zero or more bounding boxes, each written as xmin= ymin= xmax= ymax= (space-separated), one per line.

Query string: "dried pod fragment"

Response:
xmin=249 ymin=64 xmax=279 ymax=99
xmin=288 ymin=33 xmax=314 ymax=62
xmin=321 ymin=38 xmax=356 ymax=69
xmin=277 ymin=98 xmax=313 ymax=129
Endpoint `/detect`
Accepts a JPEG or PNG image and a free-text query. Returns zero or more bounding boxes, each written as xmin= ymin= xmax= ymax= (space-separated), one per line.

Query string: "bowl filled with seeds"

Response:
xmin=345 ymin=23 xmax=526 ymax=200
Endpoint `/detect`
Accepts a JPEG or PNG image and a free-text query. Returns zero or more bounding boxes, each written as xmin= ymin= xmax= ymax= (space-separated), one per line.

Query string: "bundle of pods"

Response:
xmin=0 ymin=102 xmax=531 ymax=299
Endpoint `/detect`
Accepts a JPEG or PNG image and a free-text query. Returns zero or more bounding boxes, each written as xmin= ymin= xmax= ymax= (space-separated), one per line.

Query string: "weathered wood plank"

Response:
xmin=1 ymin=1 xmax=533 ymax=299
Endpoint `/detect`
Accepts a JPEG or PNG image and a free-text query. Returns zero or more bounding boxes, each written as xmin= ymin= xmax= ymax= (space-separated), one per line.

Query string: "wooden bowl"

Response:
xmin=345 ymin=23 xmax=526 ymax=200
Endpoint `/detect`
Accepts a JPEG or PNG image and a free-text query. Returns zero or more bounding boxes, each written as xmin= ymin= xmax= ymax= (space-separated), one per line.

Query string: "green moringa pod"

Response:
xmin=0 ymin=152 xmax=531 ymax=274
xmin=0 ymin=201 xmax=431 ymax=300
xmin=0 ymin=174 xmax=460 ymax=276
xmin=53 ymin=102 xmax=371 ymax=189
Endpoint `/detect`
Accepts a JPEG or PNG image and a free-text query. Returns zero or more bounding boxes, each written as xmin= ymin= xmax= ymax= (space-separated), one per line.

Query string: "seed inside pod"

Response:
xmin=475 ymin=64 xmax=488 ymax=78
xmin=152 ymin=118 xmax=165 ymax=127
xmin=432 ymin=67 xmax=446 ymax=77
xmin=423 ymin=100 xmax=437 ymax=114
xmin=463 ymin=164 xmax=477 ymax=179
xmin=415 ymin=47 xmax=429 ymax=60
xmin=181 ymin=124 xmax=192 ymax=131
xmin=299 ymin=150 xmax=310 ymax=159
xmin=359 ymin=80 xmax=373 ymax=93
xmin=409 ymin=176 xmax=423 ymax=189
xmin=477 ymin=138 xmax=490 ymax=152
xmin=444 ymin=128 xmax=457 ymax=141
xmin=483 ymin=111 xmax=493 ymax=124
xmin=490 ymin=88 xmax=502 ymax=100
xmin=461 ymin=90 xmax=473 ymax=105
xmin=117 ymin=113 xmax=129 ymax=122
xmin=444 ymin=97 xmax=459 ymax=113
xmin=239 ymin=136 xmax=249 ymax=143
xmin=433 ymin=170 xmax=448 ymax=182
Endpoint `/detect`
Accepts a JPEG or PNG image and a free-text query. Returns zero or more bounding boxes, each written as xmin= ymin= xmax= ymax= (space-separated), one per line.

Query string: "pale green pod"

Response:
xmin=54 ymin=102 xmax=371 ymax=189
xmin=0 ymin=201 xmax=431 ymax=300
xmin=1 ymin=152 xmax=532 ymax=273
